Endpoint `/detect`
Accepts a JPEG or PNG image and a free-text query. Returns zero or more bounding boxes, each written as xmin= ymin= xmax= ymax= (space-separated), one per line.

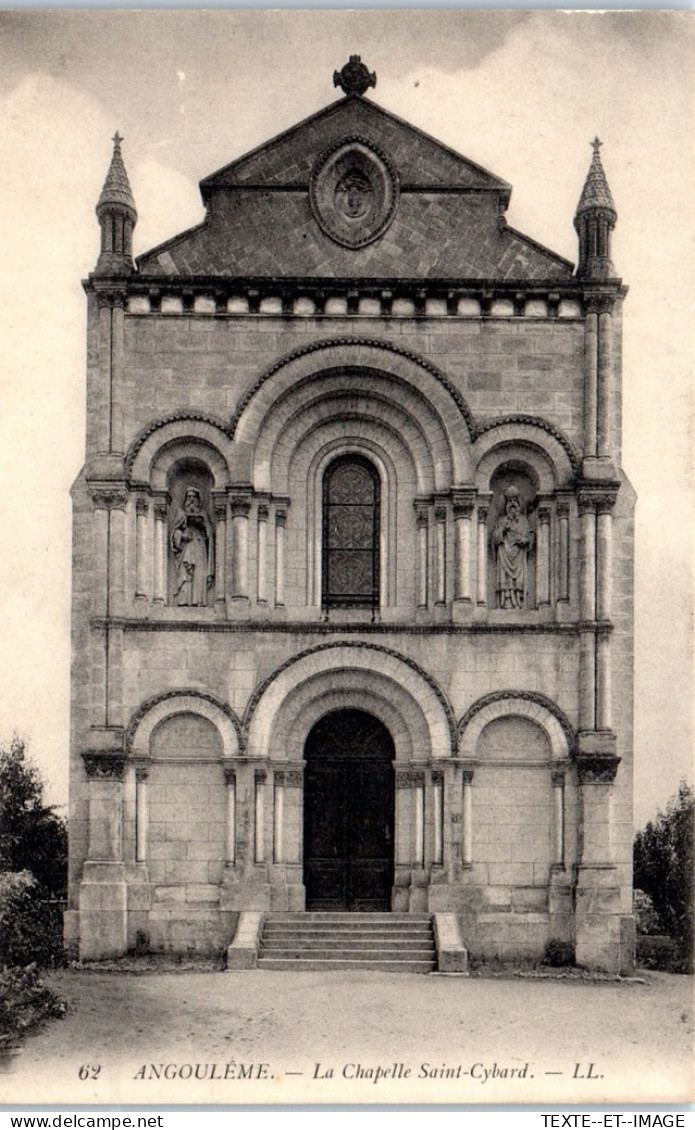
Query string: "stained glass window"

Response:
xmin=322 ymin=456 xmax=380 ymax=609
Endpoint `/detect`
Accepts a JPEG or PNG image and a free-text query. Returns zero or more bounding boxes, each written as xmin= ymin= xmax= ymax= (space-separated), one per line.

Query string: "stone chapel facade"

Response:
xmin=65 ymin=58 xmax=635 ymax=972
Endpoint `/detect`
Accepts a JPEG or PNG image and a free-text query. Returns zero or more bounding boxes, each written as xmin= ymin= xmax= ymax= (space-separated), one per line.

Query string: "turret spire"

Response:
xmin=574 ymin=137 xmax=617 ymax=279
xmin=95 ymin=132 xmax=137 ymax=277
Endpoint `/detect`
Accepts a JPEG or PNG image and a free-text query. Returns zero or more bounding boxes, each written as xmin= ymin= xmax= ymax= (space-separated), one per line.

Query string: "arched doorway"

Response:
xmin=303 ymin=709 xmax=395 ymax=911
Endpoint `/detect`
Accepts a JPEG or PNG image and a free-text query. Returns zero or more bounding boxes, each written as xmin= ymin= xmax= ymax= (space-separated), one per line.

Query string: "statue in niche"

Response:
xmin=171 ymin=487 xmax=214 ymax=606
xmin=492 ymin=486 xmax=534 ymax=610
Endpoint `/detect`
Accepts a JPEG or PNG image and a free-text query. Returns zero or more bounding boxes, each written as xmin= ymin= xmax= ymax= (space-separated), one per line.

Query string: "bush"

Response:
xmin=635 ymin=935 xmax=685 ymax=973
xmin=0 ymin=964 xmax=66 ymax=1051
xmin=633 ymin=889 xmax=661 ymax=935
xmin=542 ymin=938 xmax=575 ymax=968
xmin=0 ymin=736 xmax=67 ymax=898
xmin=634 ymin=781 xmax=694 ymax=971
xmin=0 ymin=873 xmax=66 ymax=969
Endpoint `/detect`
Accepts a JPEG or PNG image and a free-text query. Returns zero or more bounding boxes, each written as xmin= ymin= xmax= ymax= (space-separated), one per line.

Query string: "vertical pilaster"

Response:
xmin=273 ymin=773 xmax=285 ymax=863
xmin=135 ymin=497 xmax=149 ymax=600
xmin=557 ymin=498 xmax=570 ymax=602
xmin=274 ymin=503 xmax=288 ymax=607
xmin=432 ymin=770 xmax=444 ymax=865
xmin=452 ymin=491 xmax=474 ymax=602
xmin=415 ymin=501 xmax=429 ymax=608
xmin=230 ymin=493 xmax=251 ymax=601
xmin=152 ymin=497 xmax=168 ymax=604
xmin=461 ymin=769 xmax=474 ymax=866
xmin=434 ymin=504 xmax=447 ymax=605
xmin=257 ymin=502 xmax=269 ymax=604
xmin=214 ymin=499 xmax=227 ymax=605
xmin=536 ymin=504 xmax=552 ymax=607
xmin=135 ymin=764 xmax=149 ymax=863
xmin=224 ymin=764 xmax=236 ymax=865
xmin=109 ymin=296 xmax=126 ymax=453
xmin=551 ymin=768 xmax=565 ymax=867
xmin=79 ymin=753 xmax=127 ymax=960
xmin=254 ymin=769 xmax=266 ymax=863
xmin=584 ymin=308 xmax=599 ymax=457
xmin=597 ymin=304 xmax=613 ymax=458
xmin=476 ymin=503 xmax=489 ymax=606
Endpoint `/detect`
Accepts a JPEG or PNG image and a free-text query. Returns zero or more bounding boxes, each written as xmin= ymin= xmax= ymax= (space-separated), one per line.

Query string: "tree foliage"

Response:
xmin=0 ymin=736 xmax=67 ymax=898
xmin=633 ymin=781 xmax=694 ymax=971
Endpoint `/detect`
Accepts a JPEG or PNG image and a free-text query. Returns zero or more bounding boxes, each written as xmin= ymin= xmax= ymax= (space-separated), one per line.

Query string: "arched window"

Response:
xmin=322 ymin=455 xmax=380 ymax=611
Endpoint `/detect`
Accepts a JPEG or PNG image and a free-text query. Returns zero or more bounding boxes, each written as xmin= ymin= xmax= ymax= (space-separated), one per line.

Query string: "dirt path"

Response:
xmin=3 ymin=970 xmax=693 ymax=1106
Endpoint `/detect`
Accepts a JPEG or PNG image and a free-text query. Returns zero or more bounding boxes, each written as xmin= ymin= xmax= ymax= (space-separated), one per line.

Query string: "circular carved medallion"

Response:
xmin=310 ymin=136 xmax=399 ymax=249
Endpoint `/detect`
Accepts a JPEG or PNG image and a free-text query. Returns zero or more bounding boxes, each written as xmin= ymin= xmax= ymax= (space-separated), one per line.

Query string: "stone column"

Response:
xmin=414 ymin=777 xmax=425 ymax=866
xmin=224 ymin=764 xmax=236 ymax=865
xmin=583 ymin=306 xmax=599 ymax=457
xmin=415 ymin=501 xmax=429 ymax=608
xmin=274 ymin=503 xmax=288 ymax=607
xmin=536 ymin=504 xmax=552 ymax=608
xmin=453 ymin=491 xmax=475 ymax=602
xmin=152 ymin=497 xmax=168 ymax=604
xmin=578 ymin=492 xmax=597 ymax=730
xmin=434 ymin=504 xmax=447 ymax=606
xmin=476 ymin=503 xmax=489 ymax=606
xmin=230 ymin=493 xmax=251 ymax=600
xmin=273 ymin=771 xmax=285 ymax=863
xmin=135 ymin=497 xmax=150 ymax=600
xmin=597 ymin=303 xmax=613 ymax=459
xmin=432 ymin=770 xmax=444 ymax=865
xmin=461 ymin=769 xmax=474 ymax=867
xmin=551 ymin=768 xmax=565 ymax=867
xmin=557 ymin=498 xmax=570 ymax=602
xmin=79 ymin=753 xmax=127 ymax=960
xmin=135 ymin=764 xmax=149 ymax=863
xmin=257 ymin=502 xmax=269 ymax=604
xmin=574 ymin=750 xmax=624 ymax=973
xmin=93 ymin=287 xmax=126 ymax=454
xmin=109 ymin=295 xmax=126 ymax=454
xmin=213 ymin=496 xmax=227 ymax=605
xmin=254 ymin=769 xmax=266 ymax=863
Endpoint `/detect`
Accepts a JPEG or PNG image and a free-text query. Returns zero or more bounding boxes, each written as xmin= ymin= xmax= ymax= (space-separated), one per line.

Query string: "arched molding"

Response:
xmin=458 ymin=691 xmax=575 ymax=760
xmin=271 ymin=679 xmax=423 ymax=764
xmin=126 ymin=414 xmax=234 ymax=486
xmin=230 ymin=340 xmax=474 ymax=480
xmin=257 ymin=380 xmax=437 ymax=494
xmin=475 ymin=441 xmax=557 ymax=495
xmin=127 ymin=689 xmax=243 ymax=758
xmin=473 ymin=416 xmax=579 ymax=483
xmin=244 ymin=642 xmax=457 ymax=758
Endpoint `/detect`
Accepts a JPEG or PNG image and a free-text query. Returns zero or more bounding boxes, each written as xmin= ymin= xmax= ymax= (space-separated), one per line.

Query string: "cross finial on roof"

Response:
xmin=112 ymin=131 xmax=124 ymax=150
xmin=591 ymin=136 xmax=603 ymax=155
xmin=333 ymin=55 xmax=377 ymax=97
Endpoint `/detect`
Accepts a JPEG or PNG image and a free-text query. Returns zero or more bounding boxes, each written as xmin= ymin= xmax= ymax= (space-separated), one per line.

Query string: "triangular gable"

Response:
xmin=200 ymin=96 xmax=511 ymax=198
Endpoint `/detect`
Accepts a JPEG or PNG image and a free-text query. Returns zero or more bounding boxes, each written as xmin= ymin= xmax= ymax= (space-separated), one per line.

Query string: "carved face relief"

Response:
xmin=310 ymin=137 xmax=399 ymax=249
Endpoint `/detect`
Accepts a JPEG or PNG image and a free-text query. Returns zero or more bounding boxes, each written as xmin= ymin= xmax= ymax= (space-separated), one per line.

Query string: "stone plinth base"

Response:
xmin=226 ymin=912 xmax=263 ymax=969
xmin=433 ymin=913 xmax=468 ymax=973
xmin=78 ymin=862 xmax=127 ymax=960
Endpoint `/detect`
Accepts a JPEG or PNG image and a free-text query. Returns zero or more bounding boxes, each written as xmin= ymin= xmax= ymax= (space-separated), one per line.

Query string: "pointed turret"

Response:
xmin=95 ymin=133 xmax=137 ymax=276
xmin=574 ymin=138 xmax=617 ymax=279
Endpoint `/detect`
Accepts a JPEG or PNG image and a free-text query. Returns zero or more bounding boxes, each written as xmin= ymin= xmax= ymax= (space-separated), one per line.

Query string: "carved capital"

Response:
xmin=94 ymin=286 xmax=127 ymax=310
xmin=82 ymin=753 xmax=126 ymax=781
xmin=214 ymin=503 xmax=227 ymax=523
xmin=461 ymin=768 xmax=475 ymax=785
xmin=538 ymin=506 xmax=552 ymax=526
xmin=254 ymin=769 xmax=267 ymax=784
xmin=414 ymin=501 xmax=429 ymax=528
xmin=135 ymin=764 xmax=150 ymax=783
xmin=452 ymin=489 xmax=476 ymax=519
xmin=395 ymin=769 xmax=426 ymax=788
xmin=551 ymin=768 xmax=565 ymax=786
xmin=578 ymin=484 xmax=619 ymax=514
xmin=477 ymin=506 xmax=489 ymax=524
xmin=434 ymin=505 xmax=447 ymax=524
xmin=557 ymin=499 xmax=570 ymax=520
xmin=275 ymin=508 xmax=288 ymax=528
xmin=576 ymin=754 xmax=621 ymax=785
xmin=229 ymin=496 xmax=251 ymax=519
xmin=135 ymin=497 xmax=149 ymax=516
xmin=153 ymin=500 xmax=168 ymax=521
xmin=257 ymin=504 xmax=269 ymax=522
xmin=91 ymin=488 xmax=128 ymax=512
xmin=584 ymin=293 xmax=615 ymax=317
xmin=431 ymin=770 xmax=444 ymax=785
xmin=577 ymin=491 xmax=597 ymax=516
xmin=223 ymin=764 xmax=236 ymax=786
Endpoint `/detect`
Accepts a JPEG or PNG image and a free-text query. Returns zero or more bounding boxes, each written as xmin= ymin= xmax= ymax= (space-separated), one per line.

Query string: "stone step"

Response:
xmin=257 ymin=957 xmax=436 ymax=973
xmin=262 ymin=931 xmax=433 ymax=940
xmin=264 ymin=913 xmax=431 ymax=923
xmin=260 ymin=946 xmax=435 ymax=960
xmin=262 ymin=934 xmax=434 ymax=950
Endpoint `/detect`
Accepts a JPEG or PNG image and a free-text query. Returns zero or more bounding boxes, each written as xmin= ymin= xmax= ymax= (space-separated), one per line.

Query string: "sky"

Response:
xmin=0 ymin=10 xmax=692 ymax=827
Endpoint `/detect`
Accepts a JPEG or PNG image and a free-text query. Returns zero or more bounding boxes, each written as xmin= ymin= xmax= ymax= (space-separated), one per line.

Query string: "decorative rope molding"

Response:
xmin=124 ymin=411 xmax=234 ymax=479
xmin=242 ymin=639 xmax=458 ymax=754
xmin=474 ymin=414 xmax=581 ymax=475
xmin=457 ymin=689 xmax=576 ymax=755
xmin=125 ymin=687 xmax=244 ymax=753
xmin=228 ymin=337 xmax=476 ymax=439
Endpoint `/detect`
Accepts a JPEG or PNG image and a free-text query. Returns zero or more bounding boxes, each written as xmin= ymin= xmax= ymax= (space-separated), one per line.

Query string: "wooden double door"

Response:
xmin=303 ymin=709 xmax=395 ymax=911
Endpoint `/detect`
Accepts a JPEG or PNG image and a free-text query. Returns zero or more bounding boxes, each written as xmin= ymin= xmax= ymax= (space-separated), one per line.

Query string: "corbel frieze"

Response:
xmin=90 ymin=487 xmax=128 ymax=511
xmin=81 ymin=752 xmax=127 ymax=781
xmin=576 ymin=754 xmax=621 ymax=784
